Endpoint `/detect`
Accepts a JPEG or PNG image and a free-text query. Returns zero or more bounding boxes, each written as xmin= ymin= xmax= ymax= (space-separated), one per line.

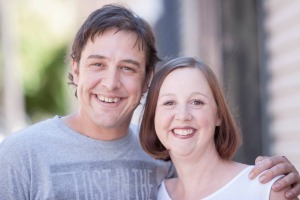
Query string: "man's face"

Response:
xmin=72 ymin=28 xmax=148 ymax=138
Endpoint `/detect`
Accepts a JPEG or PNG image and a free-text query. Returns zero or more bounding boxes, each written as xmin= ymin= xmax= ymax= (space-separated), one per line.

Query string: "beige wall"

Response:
xmin=179 ymin=0 xmax=223 ymax=80
xmin=263 ymin=0 xmax=300 ymax=171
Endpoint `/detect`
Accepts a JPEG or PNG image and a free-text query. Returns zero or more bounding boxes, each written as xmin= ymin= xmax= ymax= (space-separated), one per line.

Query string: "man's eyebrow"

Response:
xmin=87 ymin=55 xmax=105 ymax=59
xmin=86 ymin=55 xmax=141 ymax=68
xmin=121 ymin=59 xmax=141 ymax=68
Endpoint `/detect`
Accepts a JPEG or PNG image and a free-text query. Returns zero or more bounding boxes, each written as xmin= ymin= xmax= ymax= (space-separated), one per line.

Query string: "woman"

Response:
xmin=140 ymin=57 xmax=298 ymax=200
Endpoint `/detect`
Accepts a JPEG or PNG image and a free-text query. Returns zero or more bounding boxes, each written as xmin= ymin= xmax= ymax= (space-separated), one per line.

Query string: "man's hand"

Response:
xmin=249 ymin=156 xmax=300 ymax=199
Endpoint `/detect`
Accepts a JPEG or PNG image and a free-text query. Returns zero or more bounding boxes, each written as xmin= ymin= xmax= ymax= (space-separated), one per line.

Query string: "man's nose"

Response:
xmin=102 ymin=68 xmax=121 ymax=91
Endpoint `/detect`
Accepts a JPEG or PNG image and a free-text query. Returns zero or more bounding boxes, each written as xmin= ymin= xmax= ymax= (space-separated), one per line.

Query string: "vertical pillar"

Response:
xmin=0 ymin=0 xmax=27 ymax=135
xmin=179 ymin=0 xmax=223 ymax=80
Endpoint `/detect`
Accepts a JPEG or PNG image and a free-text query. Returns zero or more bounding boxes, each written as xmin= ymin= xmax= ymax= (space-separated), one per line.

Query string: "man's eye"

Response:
xmin=121 ymin=66 xmax=135 ymax=72
xmin=93 ymin=63 xmax=103 ymax=67
xmin=90 ymin=62 xmax=103 ymax=67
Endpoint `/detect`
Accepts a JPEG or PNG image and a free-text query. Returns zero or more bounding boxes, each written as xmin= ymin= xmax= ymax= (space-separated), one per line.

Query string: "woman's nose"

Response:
xmin=175 ymin=105 xmax=192 ymax=121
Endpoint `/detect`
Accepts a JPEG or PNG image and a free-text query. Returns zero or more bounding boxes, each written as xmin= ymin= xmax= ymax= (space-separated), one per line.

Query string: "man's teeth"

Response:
xmin=98 ymin=96 xmax=121 ymax=103
xmin=173 ymin=129 xmax=194 ymax=136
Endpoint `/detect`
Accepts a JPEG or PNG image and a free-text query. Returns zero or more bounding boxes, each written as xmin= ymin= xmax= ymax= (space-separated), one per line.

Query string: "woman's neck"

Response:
xmin=168 ymin=152 xmax=247 ymax=200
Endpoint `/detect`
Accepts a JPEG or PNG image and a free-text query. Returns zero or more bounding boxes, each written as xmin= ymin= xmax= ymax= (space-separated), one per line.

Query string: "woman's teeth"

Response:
xmin=173 ymin=129 xmax=194 ymax=136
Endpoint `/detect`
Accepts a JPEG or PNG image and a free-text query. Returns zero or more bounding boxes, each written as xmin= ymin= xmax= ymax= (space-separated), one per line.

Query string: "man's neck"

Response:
xmin=61 ymin=114 xmax=129 ymax=141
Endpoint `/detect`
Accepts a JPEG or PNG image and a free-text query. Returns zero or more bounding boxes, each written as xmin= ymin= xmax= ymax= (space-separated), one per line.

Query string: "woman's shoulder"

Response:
xmin=158 ymin=179 xmax=176 ymax=200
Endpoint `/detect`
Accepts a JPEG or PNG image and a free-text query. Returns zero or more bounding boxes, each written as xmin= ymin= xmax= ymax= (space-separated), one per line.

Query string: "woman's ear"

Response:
xmin=142 ymin=72 xmax=153 ymax=93
xmin=216 ymin=117 xmax=222 ymax=126
xmin=72 ymin=59 xmax=79 ymax=84
xmin=215 ymin=111 xmax=222 ymax=126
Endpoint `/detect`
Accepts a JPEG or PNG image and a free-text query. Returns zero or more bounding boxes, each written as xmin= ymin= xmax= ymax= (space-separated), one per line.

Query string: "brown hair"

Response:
xmin=140 ymin=57 xmax=242 ymax=161
xmin=68 ymin=4 xmax=160 ymax=96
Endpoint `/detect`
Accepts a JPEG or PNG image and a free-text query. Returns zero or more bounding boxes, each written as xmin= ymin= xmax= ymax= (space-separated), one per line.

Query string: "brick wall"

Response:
xmin=263 ymin=0 xmax=300 ymax=171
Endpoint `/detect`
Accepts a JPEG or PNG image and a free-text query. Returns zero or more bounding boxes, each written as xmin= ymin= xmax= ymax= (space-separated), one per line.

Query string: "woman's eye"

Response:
xmin=163 ymin=101 xmax=175 ymax=106
xmin=191 ymin=99 xmax=204 ymax=105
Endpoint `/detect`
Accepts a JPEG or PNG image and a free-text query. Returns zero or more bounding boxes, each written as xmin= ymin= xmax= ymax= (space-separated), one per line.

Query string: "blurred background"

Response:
xmin=0 ymin=0 xmax=299 ymax=170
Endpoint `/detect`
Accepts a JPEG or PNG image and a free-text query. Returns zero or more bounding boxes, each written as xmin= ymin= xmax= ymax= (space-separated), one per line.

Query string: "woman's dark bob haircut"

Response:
xmin=140 ymin=57 xmax=242 ymax=161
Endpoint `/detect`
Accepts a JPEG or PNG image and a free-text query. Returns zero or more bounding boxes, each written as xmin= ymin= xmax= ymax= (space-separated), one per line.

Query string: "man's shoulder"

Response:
xmin=129 ymin=123 xmax=140 ymax=135
xmin=0 ymin=116 xmax=58 ymax=148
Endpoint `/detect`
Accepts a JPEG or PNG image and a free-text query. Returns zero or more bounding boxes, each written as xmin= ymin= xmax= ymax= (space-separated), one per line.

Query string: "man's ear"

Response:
xmin=142 ymin=72 xmax=153 ymax=93
xmin=72 ymin=59 xmax=79 ymax=84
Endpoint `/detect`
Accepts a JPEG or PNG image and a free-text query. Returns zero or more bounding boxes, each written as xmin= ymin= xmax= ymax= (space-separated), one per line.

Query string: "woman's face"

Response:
xmin=154 ymin=67 xmax=221 ymax=158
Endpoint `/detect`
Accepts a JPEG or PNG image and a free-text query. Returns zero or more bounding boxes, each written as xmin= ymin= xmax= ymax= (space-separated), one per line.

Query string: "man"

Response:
xmin=0 ymin=4 xmax=299 ymax=200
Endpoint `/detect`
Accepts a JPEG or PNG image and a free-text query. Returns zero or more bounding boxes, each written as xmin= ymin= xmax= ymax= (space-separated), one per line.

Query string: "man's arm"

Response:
xmin=269 ymin=185 xmax=298 ymax=200
xmin=249 ymin=156 xmax=300 ymax=199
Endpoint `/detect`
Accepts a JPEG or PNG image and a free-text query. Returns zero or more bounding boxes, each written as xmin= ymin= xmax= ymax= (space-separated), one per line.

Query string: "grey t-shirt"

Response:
xmin=0 ymin=116 xmax=174 ymax=200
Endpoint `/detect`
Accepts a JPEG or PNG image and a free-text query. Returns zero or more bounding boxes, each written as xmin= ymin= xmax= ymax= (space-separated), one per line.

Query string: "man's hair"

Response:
xmin=68 ymin=4 xmax=160 ymax=96
xmin=140 ymin=57 xmax=242 ymax=161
